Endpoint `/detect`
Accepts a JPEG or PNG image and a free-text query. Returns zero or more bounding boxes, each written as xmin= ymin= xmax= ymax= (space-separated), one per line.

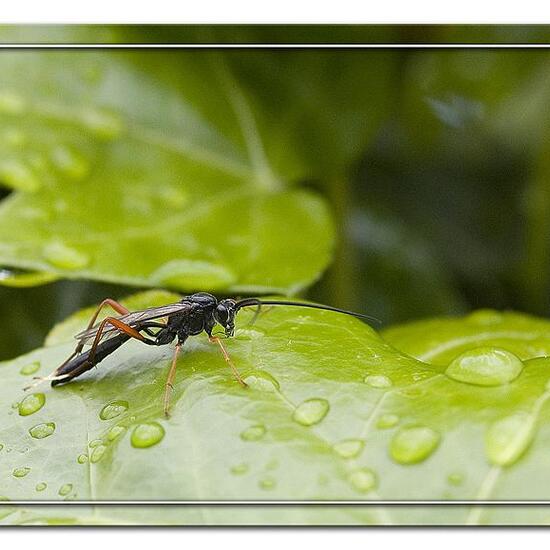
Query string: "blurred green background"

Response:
xmin=2 ymin=28 xmax=550 ymax=360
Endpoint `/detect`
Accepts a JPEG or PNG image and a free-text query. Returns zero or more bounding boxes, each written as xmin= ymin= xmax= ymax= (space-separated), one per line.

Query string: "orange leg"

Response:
xmin=163 ymin=343 xmax=182 ymax=418
xmin=209 ymin=336 xmax=248 ymax=388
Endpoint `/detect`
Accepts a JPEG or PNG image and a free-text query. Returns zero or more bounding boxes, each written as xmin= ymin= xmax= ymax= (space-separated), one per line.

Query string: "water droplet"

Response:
xmin=230 ymin=463 xmax=249 ymax=475
xmin=29 ymin=422 xmax=56 ymax=439
xmin=107 ymin=426 xmax=126 ymax=441
xmin=18 ymin=393 xmax=45 ymax=416
xmin=43 ymin=242 xmax=90 ymax=270
xmin=446 ymin=347 xmax=523 ymax=386
xmin=0 ymin=160 xmax=41 ymax=192
xmin=485 ymin=412 xmax=536 ymax=467
xmin=58 ymin=483 xmax=72 ymax=496
xmin=243 ymin=371 xmax=280 ymax=392
xmin=20 ymin=361 xmax=40 ymax=376
xmin=240 ymin=424 xmax=266 ymax=442
xmin=447 ymin=473 xmax=464 ymax=486
xmin=376 ymin=414 xmax=400 ymax=429
xmin=13 ymin=467 xmax=30 ymax=478
xmin=150 ymin=260 xmax=237 ymax=291
xmin=77 ymin=454 xmax=88 ymax=464
xmin=131 ymin=422 xmax=165 ymax=449
xmin=259 ymin=477 xmax=276 ymax=490
xmin=80 ymin=107 xmax=123 ymax=139
xmin=99 ymin=400 xmax=129 ymax=420
xmin=333 ymin=439 xmax=364 ymax=459
xmin=50 ymin=146 xmax=90 ymax=180
xmin=35 ymin=482 xmax=47 ymax=492
xmin=390 ymin=426 xmax=440 ymax=465
xmin=292 ymin=398 xmax=330 ymax=426
xmin=348 ymin=468 xmax=377 ymax=493
xmin=89 ymin=439 xmax=103 ymax=448
xmin=90 ymin=445 xmax=107 ymax=463
xmin=0 ymin=91 xmax=26 ymax=114
xmin=364 ymin=374 xmax=393 ymax=388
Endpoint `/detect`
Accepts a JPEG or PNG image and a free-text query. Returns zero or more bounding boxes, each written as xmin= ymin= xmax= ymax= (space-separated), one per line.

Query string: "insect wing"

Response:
xmin=75 ymin=302 xmax=192 ymax=345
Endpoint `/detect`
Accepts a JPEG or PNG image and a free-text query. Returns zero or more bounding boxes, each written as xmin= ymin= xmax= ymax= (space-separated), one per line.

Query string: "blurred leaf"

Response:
xmin=3 ymin=298 xmax=550 ymax=524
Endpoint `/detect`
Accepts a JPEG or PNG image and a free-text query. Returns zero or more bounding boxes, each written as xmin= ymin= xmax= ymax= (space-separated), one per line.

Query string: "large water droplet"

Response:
xmin=18 ymin=393 xmax=45 ymax=416
xmin=390 ymin=425 xmax=440 ymax=465
xmin=80 ymin=108 xmax=123 ymax=139
xmin=292 ymin=398 xmax=330 ymax=426
xmin=333 ymin=439 xmax=364 ymax=459
xmin=376 ymin=414 xmax=400 ymax=429
xmin=485 ymin=412 xmax=536 ymax=467
xmin=77 ymin=454 xmax=88 ymax=464
xmin=259 ymin=477 xmax=276 ymax=490
xmin=35 ymin=482 xmax=47 ymax=492
xmin=0 ymin=160 xmax=41 ymax=192
xmin=243 ymin=371 xmax=280 ymax=392
xmin=12 ymin=467 xmax=30 ymax=478
xmin=29 ymin=422 xmax=56 ymax=439
xmin=50 ymin=146 xmax=90 ymax=180
xmin=0 ymin=91 xmax=26 ymax=114
xmin=348 ymin=468 xmax=377 ymax=493
xmin=230 ymin=463 xmax=249 ymax=475
xmin=131 ymin=422 xmax=165 ymax=449
xmin=364 ymin=374 xmax=393 ymax=388
xmin=43 ymin=242 xmax=90 ymax=270
xmin=58 ymin=483 xmax=72 ymax=496
xmin=150 ymin=260 xmax=237 ymax=291
xmin=90 ymin=445 xmax=107 ymax=463
xmin=107 ymin=426 xmax=126 ymax=441
xmin=20 ymin=361 xmax=40 ymax=376
xmin=446 ymin=347 xmax=523 ymax=386
xmin=99 ymin=400 xmax=129 ymax=420
xmin=240 ymin=424 xmax=266 ymax=442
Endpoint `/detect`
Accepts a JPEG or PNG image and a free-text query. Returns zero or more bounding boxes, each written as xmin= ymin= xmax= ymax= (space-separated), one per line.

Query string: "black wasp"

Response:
xmin=27 ymin=293 xmax=377 ymax=416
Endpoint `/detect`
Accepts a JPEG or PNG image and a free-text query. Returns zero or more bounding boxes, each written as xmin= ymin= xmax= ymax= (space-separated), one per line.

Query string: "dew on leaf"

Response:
xmin=292 ymin=398 xmax=330 ymax=426
xmin=259 ymin=477 xmax=276 ymax=490
xmin=89 ymin=439 xmax=103 ymax=448
xmin=107 ymin=426 xmax=126 ymax=441
xmin=20 ymin=361 xmax=40 ymax=376
xmin=77 ymin=454 xmax=88 ymax=464
xmin=467 ymin=310 xmax=503 ymax=325
xmin=58 ymin=483 xmax=72 ymax=496
xmin=29 ymin=422 xmax=56 ymax=439
xmin=0 ymin=160 xmax=41 ymax=192
xmin=390 ymin=425 xmax=440 ymax=465
xmin=230 ymin=463 xmax=249 ymax=475
xmin=35 ymin=482 xmax=47 ymax=492
xmin=18 ymin=393 xmax=45 ymax=416
xmin=131 ymin=422 xmax=165 ymax=449
xmin=150 ymin=259 xmax=237 ymax=291
xmin=364 ymin=374 xmax=393 ymax=388
xmin=240 ymin=424 xmax=266 ymax=441
xmin=80 ymin=107 xmax=123 ymax=139
xmin=242 ymin=371 xmax=280 ymax=391
xmin=485 ymin=412 xmax=536 ymax=467
xmin=447 ymin=473 xmax=464 ymax=486
xmin=90 ymin=445 xmax=107 ymax=463
xmin=13 ymin=467 xmax=30 ymax=478
xmin=99 ymin=400 xmax=129 ymax=420
xmin=376 ymin=414 xmax=400 ymax=429
xmin=43 ymin=242 xmax=90 ymax=270
xmin=445 ymin=347 xmax=523 ymax=386
xmin=333 ymin=439 xmax=364 ymax=459
xmin=348 ymin=468 xmax=377 ymax=493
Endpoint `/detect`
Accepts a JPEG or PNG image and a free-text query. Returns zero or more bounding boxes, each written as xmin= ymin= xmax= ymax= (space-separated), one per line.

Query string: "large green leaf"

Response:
xmin=0 ymin=43 xmax=394 ymax=293
xmin=3 ymin=295 xmax=550 ymax=524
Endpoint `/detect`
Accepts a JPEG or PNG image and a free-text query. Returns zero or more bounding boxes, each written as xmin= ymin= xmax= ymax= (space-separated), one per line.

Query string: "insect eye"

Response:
xmin=216 ymin=305 xmax=228 ymax=324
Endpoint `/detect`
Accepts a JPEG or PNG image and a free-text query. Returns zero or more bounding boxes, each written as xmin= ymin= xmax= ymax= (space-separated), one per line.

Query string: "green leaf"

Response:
xmin=4 ymin=299 xmax=550 ymax=524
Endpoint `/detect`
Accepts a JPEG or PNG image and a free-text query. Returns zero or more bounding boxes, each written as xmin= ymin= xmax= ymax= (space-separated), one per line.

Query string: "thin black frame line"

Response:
xmin=1 ymin=38 xmax=547 ymax=508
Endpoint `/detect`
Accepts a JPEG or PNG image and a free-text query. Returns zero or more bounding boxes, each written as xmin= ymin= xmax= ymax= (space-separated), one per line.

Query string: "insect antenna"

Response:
xmin=234 ymin=298 xmax=380 ymax=325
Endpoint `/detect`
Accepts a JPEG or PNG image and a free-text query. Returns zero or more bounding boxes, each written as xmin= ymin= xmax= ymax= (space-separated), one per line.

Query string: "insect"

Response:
xmin=26 ymin=292 xmax=378 ymax=416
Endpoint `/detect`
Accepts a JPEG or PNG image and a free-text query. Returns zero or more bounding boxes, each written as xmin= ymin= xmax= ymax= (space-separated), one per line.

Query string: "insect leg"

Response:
xmin=163 ymin=342 xmax=182 ymax=418
xmin=209 ymin=336 xmax=248 ymax=388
